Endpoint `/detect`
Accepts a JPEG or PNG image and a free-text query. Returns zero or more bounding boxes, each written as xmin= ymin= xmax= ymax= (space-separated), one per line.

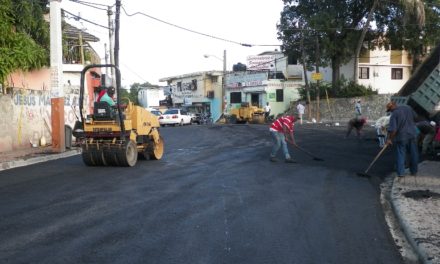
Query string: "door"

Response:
xmin=251 ymin=93 xmax=259 ymax=107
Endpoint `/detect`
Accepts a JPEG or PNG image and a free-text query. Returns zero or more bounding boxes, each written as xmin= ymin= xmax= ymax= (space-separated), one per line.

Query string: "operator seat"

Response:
xmin=93 ymin=101 xmax=116 ymax=121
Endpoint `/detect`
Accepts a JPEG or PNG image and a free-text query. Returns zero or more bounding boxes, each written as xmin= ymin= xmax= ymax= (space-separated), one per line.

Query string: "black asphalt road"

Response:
xmin=0 ymin=123 xmax=402 ymax=264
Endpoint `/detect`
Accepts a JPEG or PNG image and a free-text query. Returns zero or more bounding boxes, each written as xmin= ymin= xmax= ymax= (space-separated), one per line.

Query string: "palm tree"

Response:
xmin=353 ymin=0 xmax=425 ymax=82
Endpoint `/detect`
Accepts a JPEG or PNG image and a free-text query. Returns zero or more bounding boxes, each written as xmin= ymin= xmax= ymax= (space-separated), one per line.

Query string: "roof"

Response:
xmin=63 ymin=23 xmax=100 ymax=42
xmin=159 ymin=71 xmax=224 ymax=82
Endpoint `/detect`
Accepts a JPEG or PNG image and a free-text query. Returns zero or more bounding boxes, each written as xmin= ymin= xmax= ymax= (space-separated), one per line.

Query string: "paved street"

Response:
xmin=0 ymin=124 xmax=404 ymax=264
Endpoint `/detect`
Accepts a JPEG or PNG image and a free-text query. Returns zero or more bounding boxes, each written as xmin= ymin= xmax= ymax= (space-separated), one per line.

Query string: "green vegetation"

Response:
xmin=0 ymin=0 xmax=50 ymax=84
xmin=298 ymin=78 xmax=377 ymax=100
xmin=277 ymin=0 xmax=440 ymax=91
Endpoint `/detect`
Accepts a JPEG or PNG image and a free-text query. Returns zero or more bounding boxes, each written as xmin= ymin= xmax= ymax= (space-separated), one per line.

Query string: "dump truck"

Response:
xmin=228 ymin=102 xmax=265 ymax=124
xmin=392 ymin=44 xmax=440 ymax=120
xmin=73 ymin=64 xmax=164 ymax=167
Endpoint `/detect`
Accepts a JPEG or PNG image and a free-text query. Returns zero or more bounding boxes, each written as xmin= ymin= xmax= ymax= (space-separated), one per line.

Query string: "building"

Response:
xmin=226 ymin=50 xmax=303 ymax=117
xmin=138 ymin=86 xmax=166 ymax=110
xmin=159 ymin=71 xmax=224 ymax=121
xmin=311 ymin=47 xmax=412 ymax=94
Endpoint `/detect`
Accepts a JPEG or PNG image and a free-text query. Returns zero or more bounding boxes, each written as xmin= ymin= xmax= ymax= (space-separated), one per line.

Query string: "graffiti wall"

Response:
xmin=0 ymin=88 xmax=84 ymax=152
xmin=0 ymin=68 xmax=89 ymax=152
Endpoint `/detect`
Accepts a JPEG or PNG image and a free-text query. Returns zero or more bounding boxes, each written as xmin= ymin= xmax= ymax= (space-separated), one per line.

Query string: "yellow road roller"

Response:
xmin=75 ymin=64 xmax=164 ymax=167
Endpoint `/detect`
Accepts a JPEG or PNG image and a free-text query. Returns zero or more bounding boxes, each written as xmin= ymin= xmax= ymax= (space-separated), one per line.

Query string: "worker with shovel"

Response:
xmin=269 ymin=115 xmax=296 ymax=163
xmin=386 ymin=101 xmax=418 ymax=177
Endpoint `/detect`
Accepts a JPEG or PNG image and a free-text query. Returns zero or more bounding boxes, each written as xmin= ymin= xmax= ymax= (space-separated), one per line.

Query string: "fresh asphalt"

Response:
xmin=0 ymin=124 xmax=404 ymax=264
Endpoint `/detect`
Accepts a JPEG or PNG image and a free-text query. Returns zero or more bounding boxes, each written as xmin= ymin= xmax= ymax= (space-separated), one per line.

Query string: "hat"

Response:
xmin=430 ymin=121 xmax=436 ymax=127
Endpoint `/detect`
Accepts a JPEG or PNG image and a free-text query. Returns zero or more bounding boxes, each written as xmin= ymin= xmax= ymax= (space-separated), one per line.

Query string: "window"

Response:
xmin=177 ymin=81 xmax=182 ymax=91
xmin=191 ymin=79 xmax=197 ymax=90
xmin=230 ymin=92 xmax=242 ymax=103
xmin=359 ymin=67 xmax=369 ymax=79
xmin=276 ymin=89 xmax=283 ymax=102
xmin=391 ymin=68 xmax=403 ymax=80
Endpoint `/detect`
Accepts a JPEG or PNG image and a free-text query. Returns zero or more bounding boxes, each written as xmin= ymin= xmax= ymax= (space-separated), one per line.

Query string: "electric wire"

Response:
xmin=120 ymin=5 xmax=280 ymax=48
xmin=63 ymin=9 xmax=109 ymax=30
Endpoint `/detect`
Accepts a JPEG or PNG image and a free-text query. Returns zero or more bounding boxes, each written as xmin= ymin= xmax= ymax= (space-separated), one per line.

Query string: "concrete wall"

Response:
xmin=290 ymin=94 xmax=393 ymax=124
xmin=0 ymin=68 xmax=88 ymax=152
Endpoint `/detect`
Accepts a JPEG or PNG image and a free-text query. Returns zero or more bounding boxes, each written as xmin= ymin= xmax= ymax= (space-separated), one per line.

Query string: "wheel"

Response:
xmin=150 ymin=136 xmax=164 ymax=160
xmin=104 ymin=148 xmax=120 ymax=166
xmin=117 ymin=140 xmax=138 ymax=167
xmin=229 ymin=114 xmax=237 ymax=124
xmin=252 ymin=115 xmax=265 ymax=124
xmin=81 ymin=148 xmax=95 ymax=166
xmin=91 ymin=149 xmax=107 ymax=166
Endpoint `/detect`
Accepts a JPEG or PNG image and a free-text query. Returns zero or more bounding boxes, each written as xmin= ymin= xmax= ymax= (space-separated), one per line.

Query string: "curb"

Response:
xmin=0 ymin=149 xmax=81 ymax=172
xmin=390 ymin=176 xmax=432 ymax=264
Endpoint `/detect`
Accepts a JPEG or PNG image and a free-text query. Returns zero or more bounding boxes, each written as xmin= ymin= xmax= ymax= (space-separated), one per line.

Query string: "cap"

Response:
xmin=430 ymin=121 xmax=436 ymax=126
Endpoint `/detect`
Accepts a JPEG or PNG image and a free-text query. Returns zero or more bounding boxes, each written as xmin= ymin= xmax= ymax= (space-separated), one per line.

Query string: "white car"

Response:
xmin=159 ymin=108 xmax=192 ymax=126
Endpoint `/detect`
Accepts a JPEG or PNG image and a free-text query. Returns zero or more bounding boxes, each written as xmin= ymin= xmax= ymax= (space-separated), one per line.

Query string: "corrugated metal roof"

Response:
xmin=63 ymin=23 xmax=100 ymax=42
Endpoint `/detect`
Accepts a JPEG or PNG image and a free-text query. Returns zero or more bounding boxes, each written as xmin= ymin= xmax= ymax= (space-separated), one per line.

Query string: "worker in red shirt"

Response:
xmin=269 ymin=115 xmax=296 ymax=163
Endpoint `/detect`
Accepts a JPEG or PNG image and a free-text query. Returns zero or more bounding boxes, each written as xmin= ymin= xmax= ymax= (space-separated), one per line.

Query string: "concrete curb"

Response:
xmin=0 ymin=149 xmax=81 ymax=172
xmin=390 ymin=177 xmax=432 ymax=264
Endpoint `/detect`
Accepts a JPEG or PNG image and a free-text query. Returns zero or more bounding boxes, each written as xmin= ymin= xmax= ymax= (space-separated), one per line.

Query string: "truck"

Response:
xmin=392 ymin=44 xmax=440 ymax=121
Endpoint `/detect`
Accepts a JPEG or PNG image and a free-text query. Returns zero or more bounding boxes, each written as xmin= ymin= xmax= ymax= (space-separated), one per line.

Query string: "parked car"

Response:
xmin=159 ymin=108 xmax=192 ymax=126
xmin=145 ymin=108 xmax=162 ymax=117
xmin=150 ymin=110 xmax=162 ymax=116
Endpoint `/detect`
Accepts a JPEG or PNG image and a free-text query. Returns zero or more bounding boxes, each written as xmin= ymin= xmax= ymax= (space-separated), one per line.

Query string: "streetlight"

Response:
xmin=204 ymin=50 xmax=227 ymax=114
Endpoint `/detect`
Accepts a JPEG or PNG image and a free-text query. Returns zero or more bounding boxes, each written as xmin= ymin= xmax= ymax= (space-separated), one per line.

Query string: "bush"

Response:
xmin=298 ymin=78 xmax=377 ymax=100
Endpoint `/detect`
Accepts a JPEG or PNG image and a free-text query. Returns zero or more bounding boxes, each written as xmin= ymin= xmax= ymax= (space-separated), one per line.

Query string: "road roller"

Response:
xmin=74 ymin=64 xmax=164 ymax=167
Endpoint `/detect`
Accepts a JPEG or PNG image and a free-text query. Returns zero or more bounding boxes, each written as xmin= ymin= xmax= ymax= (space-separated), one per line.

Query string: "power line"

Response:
xmin=63 ymin=9 xmax=109 ymax=30
xmin=120 ymin=6 xmax=280 ymax=48
xmin=67 ymin=0 xmax=111 ymax=9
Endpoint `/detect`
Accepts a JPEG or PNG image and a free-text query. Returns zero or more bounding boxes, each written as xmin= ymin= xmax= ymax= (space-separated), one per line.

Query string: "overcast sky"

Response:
xmin=60 ymin=0 xmax=284 ymax=86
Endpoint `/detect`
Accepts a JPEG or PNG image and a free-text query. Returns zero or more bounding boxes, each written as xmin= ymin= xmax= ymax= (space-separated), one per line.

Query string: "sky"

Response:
xmin=60 ymin=0 xmax=284 ymax=87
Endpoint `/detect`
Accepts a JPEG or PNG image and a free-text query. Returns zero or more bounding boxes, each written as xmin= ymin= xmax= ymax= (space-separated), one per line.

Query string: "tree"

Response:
xmin=278 ymin=0 xmax=374 ymax=91
xmin=374 ymin=0 xmax=440 ymax=72
xmin=0 ymin=0 xmax=50 ymax=85
xmin=353 ymin=0 xmax=427 ymax=81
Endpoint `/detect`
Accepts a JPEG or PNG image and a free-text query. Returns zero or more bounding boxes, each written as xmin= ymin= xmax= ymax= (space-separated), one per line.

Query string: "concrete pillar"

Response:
xmin=50 ymin=0 xmax=65 ymax=152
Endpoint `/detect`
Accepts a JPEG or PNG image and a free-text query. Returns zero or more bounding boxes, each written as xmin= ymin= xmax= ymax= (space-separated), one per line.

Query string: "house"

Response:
xmin=159 ymin=71 xmax=224 ymax=121
xmin=138 ymin=86 xmax=166 ymax=110
xmin=226 ymin=50 xmax=303 ymax=117
xmin=313 ymin=47 xmax=412 ymax=94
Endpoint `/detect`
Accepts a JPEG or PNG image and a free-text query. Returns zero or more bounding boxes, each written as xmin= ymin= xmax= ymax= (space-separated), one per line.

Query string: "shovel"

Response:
xmin=288 ymin=140 xmax=324 ymax=161
xmin=356 ymin=143 xmax=389 ymax=178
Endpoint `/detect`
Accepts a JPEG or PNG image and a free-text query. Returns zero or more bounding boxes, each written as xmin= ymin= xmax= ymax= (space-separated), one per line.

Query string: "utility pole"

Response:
xmin=222 ymin=49 xmax=227 ymax=114
xmin=300 ymin=20 xmax=312 ymax=121
xmin=50 ymin=0 xmax=65 ymax=152
xmin=315 ymin=36 xmax=321 ymax=123
xmin=107 ymin=6 xmax=115 ymax=84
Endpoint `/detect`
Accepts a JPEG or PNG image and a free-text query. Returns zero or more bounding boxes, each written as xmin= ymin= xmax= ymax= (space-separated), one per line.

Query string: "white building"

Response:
xmin=159 ymin=71 xmax=224 ymax=121
xmin=138 ymin=87 xmax=166 ymax=109
xmin=310 ymin=47 xmax=412 ymax=94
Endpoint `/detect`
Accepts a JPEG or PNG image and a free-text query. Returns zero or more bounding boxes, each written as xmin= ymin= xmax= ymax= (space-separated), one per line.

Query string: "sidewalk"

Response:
xmin=0 ymin=146 xmax=439 ymax=263
xmin=390 ymin=160 xmax=440 ymax=264
xmin=0 ymin=146 xmax=80 ymax=172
